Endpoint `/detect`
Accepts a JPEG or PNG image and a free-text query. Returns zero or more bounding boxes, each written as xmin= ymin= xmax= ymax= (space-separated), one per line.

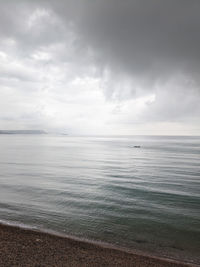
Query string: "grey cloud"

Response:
xmin=142 ymin=87 xmax=200 ymax=123
xmin=0 ymin=0 xmax=200 ymax=134
xmin=46 ymin=0 xmax=200 ymax=81
xmin=1 ymin=0 xmax=200 ymax=80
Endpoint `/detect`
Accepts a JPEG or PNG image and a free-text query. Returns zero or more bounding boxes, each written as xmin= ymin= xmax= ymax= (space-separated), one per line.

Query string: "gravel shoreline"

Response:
xmin=0 ymin=223 xmax=198 ymax=267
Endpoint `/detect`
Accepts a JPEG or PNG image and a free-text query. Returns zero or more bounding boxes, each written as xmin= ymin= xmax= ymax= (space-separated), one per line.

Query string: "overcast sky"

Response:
xmin=0 ymin=0 xmax=200 ymax=135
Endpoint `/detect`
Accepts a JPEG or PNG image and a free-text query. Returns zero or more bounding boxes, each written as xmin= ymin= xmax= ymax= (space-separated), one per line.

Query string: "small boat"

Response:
xmin=134 ymin=145 xmax=141 ymax=148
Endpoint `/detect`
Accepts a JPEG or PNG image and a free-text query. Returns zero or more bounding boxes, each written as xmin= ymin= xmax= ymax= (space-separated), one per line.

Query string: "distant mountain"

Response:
xmin=0 ymin=130 xmax=47 ymax=135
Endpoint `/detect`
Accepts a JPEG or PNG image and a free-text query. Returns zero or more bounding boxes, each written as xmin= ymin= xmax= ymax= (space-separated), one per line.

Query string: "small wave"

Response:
xmin=0 ymin=219 xmax=38 ymax=230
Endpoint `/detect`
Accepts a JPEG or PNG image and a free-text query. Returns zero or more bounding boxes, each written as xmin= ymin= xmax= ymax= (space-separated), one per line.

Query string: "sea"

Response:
xmin=0 ymin=135 xmax=199 ymax=264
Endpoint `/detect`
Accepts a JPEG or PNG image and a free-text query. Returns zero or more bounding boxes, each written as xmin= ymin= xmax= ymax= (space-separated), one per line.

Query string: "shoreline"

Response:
xmin=0 ymin=223 xmax=199 ymax=267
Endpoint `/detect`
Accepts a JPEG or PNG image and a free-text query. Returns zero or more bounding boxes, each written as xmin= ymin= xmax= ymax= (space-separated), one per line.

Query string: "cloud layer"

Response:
xmin=0 ymin=0 xmax=200 ymax=134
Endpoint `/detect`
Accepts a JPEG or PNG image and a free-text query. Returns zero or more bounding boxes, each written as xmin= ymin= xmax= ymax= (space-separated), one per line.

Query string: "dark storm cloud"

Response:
xmin=45 ymin=0 xmax=200 ymax=84
xmin=2 ymin=0 xmax=200 ymax=80
xmin=0 ymin=0 xmax=200 ymax=133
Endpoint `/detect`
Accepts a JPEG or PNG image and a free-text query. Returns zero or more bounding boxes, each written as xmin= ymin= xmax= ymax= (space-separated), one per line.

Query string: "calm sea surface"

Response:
xmin=0 ymin=135 xmax=199 ymax=263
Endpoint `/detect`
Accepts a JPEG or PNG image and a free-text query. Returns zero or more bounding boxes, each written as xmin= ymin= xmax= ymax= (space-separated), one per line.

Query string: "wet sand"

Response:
xmin=0 ymin=223 xmax=198 ymax=267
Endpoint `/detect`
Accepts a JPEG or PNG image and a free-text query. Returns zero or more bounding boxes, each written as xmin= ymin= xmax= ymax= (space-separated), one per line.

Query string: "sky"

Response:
xmin=0 ymin=0 xmax=200 ymax=135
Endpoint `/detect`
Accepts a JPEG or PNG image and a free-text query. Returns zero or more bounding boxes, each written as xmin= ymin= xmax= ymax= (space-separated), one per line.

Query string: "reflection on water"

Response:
xmin=0 ymin=135 xmax=200 ymax=263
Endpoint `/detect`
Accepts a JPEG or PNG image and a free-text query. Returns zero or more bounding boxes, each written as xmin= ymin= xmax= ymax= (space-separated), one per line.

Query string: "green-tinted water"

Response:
xmin=0 ymin=135 xmax=199 ymax=263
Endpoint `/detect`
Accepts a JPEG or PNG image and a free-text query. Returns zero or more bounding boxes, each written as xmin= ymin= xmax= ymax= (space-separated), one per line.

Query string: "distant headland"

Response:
xmin=0 ymin=130 xmax=47 ymax=135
